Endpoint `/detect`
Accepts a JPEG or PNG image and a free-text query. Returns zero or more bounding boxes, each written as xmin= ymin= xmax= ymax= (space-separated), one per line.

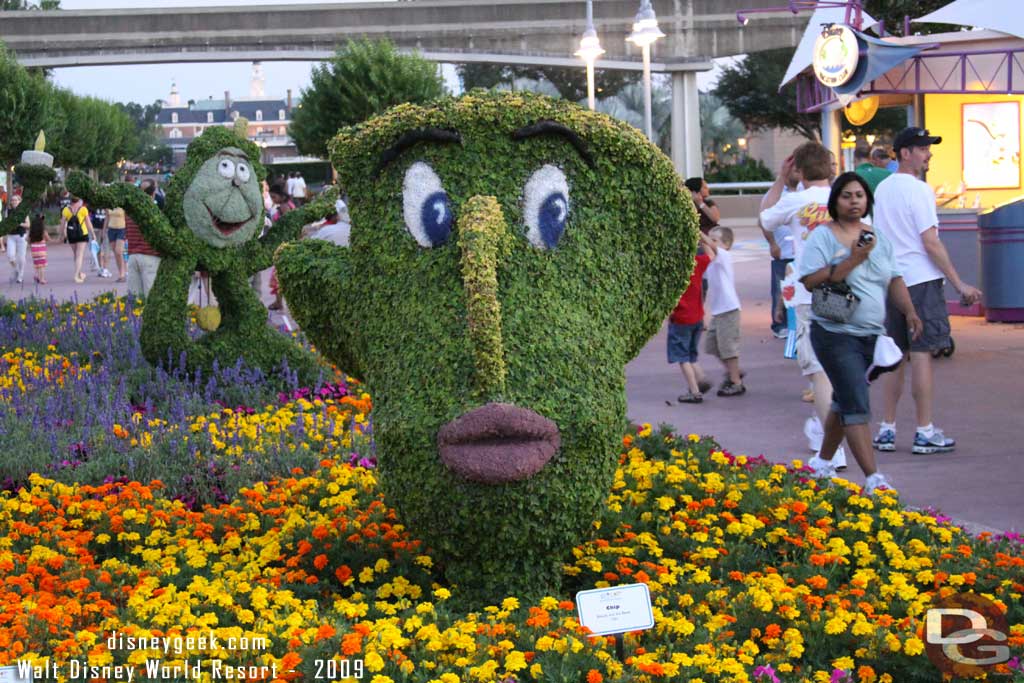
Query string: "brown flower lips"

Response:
xmin=437 ymin=403 xmax=560 ymax=484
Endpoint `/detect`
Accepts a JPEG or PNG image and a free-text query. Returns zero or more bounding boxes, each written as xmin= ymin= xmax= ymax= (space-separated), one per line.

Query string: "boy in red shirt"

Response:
xmin=669 ymin=233 xmax=716 ymax=403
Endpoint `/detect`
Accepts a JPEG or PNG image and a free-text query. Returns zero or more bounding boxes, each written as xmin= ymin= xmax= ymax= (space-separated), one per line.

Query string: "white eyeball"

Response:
xmin=236 ymin=162 xmax=251 ymax=183
xmin=402 ymin=161 xmax=452 ymax=248
xmin=218 ymin=159 xmax=235 ymax=179
xmin=523 ymin=165 xmax=569 ymax=249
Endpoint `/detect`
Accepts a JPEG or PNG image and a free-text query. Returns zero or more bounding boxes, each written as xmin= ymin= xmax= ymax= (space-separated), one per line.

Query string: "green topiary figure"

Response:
xmin=275 ymin=91 xmax=699 ymax=604
xmin=66 ymin=126 xmax=337 ymax=385
xmin=0 ymin=164 xmax=56 ymax=236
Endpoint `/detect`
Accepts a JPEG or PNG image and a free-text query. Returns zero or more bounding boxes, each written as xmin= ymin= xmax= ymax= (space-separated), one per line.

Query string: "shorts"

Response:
xmin=795 ymin=304 xmax=824 ymax=376
xmin=67 ymin=231 xmax=89 ymax=245
xmin=704 ymin=308 xmax=741 ymax=360
xmin=810 ymin=322 xmax=876 ymax=426
xmin=667 ymin=321 xmax=703 ymax=364
xmin=887 ymin=278 xmax=950 ymax=353
xmin=107 ymin=228 xmax=126 ymax=243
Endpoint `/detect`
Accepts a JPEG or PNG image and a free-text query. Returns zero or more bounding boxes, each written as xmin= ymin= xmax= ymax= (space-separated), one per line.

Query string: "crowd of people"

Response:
xmin=669 ymin=126 xmax=983 ymax=496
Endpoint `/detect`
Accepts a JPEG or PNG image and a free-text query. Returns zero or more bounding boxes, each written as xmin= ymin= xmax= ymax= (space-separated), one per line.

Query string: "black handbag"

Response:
xmin=811 ymin=280 xmax=861 ymax=323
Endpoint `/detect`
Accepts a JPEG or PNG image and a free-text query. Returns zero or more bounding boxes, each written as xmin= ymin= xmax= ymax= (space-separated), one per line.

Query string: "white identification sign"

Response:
xmin=0 ymin=665 xmax=27 ymax=682
xmin=575 ymin=583 xmax=655 ymax=637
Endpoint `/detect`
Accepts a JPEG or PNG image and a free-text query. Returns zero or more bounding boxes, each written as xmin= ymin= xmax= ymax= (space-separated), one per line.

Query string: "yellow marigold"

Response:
xmin=364 ymin=652 xmax=385 ymax=672
xmin=903 ymin=636 xmax=925 ymax=656
xmin=504 ymin=651 xmax=528 ymax=672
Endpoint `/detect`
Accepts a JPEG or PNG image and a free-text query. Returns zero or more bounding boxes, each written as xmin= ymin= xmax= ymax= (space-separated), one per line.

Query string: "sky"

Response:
xmin=50 ymin=0 xmax=728 ymax=107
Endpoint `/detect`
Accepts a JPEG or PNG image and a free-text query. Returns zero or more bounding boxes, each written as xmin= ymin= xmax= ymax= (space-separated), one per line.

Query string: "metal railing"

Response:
xmin=707 ymin=181 xmax=773 ymax=195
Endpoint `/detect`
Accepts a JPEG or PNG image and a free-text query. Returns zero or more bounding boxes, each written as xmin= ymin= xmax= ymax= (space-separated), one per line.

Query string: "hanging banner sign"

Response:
xmin=813 ymin=24 xmax=860 ymax=87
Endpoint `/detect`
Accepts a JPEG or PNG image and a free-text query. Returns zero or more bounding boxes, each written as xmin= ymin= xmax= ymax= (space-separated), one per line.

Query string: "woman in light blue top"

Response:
xmin=798 ymin=172 xmax=922 ymax=495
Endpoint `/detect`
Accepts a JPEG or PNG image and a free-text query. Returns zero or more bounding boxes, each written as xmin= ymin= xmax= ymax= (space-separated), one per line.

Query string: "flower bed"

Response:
xmin=1 ymin=296 xmax=1022 ymax=682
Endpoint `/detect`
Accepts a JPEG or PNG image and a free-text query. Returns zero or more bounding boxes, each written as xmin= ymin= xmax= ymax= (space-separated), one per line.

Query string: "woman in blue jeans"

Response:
xmin=798 ymin=172 xmax=922 ymax=495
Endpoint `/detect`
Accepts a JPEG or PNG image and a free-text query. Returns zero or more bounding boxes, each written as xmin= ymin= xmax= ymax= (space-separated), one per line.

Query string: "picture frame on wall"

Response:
xmin=962 ymin=101 xmax=1022 ymax=190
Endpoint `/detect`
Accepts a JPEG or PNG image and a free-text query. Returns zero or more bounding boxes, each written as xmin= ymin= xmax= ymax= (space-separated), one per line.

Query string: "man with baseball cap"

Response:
xmin=871 ymin=127 xmax=983 ymax=456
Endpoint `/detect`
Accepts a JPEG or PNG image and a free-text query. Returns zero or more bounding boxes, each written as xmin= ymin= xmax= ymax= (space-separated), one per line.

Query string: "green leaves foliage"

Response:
xmin=68 ymin=126 xmax=337 ymax=387
xmin=713 ymin=47 xmax=821 ymax=141
xmin=0 ymin=45 xmax=50 ymax=168
xmin=289 ymin=39 xmax=445 ymax=158
xmin=277 ymin=91 xmax=700 ymax=605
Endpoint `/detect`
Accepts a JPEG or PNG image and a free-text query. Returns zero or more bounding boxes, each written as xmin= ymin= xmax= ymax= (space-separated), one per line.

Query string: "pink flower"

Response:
xmin=752 ymin=665 xmax=780 ymax=683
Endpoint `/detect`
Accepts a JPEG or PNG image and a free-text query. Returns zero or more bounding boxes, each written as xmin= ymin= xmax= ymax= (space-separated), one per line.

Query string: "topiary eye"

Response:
xmin=218 ymin=159 xmax=235 ymax=179
xmin=523 ymin=165 xmax=569 ymax=249
xmin=402 ymin=161 xmax=452 ymax=248
xmin=236 ymin=162 xmax=251 ymax=183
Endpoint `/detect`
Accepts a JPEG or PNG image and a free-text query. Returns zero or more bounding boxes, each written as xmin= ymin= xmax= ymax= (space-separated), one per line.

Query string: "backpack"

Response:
xmin=64 ymin=206 xmax=88 ymax=241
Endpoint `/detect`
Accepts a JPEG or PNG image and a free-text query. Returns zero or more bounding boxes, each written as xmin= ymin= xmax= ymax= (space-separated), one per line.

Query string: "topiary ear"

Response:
xmin=275 ymin=240 xmax=363 ymax=381
xmin=611 ymin=161 xmax=700 ymax=362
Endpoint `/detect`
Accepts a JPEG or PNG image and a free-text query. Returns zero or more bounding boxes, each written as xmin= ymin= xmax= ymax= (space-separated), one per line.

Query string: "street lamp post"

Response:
xmin=626 ymin=0 xmax=665 ymax=140
xmin=574 ymin=0 xmax=604 ymax=111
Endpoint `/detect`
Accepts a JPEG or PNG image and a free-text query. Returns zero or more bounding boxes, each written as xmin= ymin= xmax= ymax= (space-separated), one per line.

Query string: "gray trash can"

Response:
xmin=938 ymin=209 xmax=982 ymax=316
xmin=978 ymin=198 xmax=1024 ymax=322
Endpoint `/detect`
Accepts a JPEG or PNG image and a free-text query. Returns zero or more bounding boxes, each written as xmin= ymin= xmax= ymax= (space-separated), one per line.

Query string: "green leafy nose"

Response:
xmin=458 ymin=196 xmax=510 ymax=399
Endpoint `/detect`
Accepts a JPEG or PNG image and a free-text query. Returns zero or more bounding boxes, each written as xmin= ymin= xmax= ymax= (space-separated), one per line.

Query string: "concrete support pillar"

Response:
xmin=820 ymin=108 xmax=842 ymax=168
xmin=671 ymin=71 xmax=703 ymax=178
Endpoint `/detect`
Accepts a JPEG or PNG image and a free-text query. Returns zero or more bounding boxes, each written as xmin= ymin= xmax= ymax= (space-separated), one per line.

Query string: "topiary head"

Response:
xmin=279 ymin=91 xmax=698 ymax=602
xmin=166 ymin=126 xmax=267 ymax=249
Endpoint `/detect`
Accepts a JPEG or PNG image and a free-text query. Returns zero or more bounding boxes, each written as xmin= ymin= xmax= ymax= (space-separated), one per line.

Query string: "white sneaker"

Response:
xmin=831 ymin=446 xmax=847 ymax=471
xmin=806 ymin=455 xmax=837 ymax=479
xmin=863 ymin=472 xmax=894 ymax=496
xmin=804 ymin=415 xmax=823 ymax=452
xmin=99 ymin=269 xmax=112 ymax=278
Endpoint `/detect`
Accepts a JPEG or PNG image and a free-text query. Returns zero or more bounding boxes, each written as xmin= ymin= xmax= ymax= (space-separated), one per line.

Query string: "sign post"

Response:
xmin=575 ymin=583 xmax=656 ymax=660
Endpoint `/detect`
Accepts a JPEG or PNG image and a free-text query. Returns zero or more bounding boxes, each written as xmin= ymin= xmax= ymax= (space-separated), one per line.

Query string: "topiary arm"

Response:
xmin=65 ymin=172 xmax=185 ymax=256
xmin=244 ymin=186 xmax=339 ymax=269
xmin=1 ymin=164 xmax=56 ymax=236
xmin=274 ymin=238 xmax=362 ymax=380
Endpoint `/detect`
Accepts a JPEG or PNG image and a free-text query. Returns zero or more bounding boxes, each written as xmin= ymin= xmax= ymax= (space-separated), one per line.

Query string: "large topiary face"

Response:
xmin=277 ymin=91 xmax=698 ymax=602
xmin=182 ymin=146 xmax=264 ymax=248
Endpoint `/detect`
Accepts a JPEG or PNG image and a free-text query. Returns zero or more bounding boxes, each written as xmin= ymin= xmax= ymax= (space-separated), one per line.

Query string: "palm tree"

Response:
xmin=597 ymin=80 xmax=672 ymax=154
xmin=699 ymin=92 xmax=745 ymax=171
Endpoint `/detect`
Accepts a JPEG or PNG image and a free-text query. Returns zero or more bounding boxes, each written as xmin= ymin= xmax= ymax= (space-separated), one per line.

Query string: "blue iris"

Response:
xmin=538 ymin=192 xmax=568 ymax=249
xmin=420 ymin=190 xmax=452 ymax=246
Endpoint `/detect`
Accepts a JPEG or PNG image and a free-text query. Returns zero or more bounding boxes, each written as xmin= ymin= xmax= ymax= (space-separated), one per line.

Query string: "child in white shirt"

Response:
xmin=703 ymin=227 xmax=746 ymax=396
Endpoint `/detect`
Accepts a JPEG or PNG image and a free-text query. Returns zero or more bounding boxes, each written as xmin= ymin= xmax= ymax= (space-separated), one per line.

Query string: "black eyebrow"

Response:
xmin=374 ymin=128 xmax=461 ymax=177
xmin=511 ymin=120 xmax=595 ymax=169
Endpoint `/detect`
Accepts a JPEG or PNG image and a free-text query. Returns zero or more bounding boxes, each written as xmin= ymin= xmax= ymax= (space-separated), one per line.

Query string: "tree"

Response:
xmin=0 ymin=45 xmax=51 ymax=189
xmin=1 ymin=0 xmax=60 ymax=9
xmin=863 ymin=0 xmax=952 ymax=35
xmin=713 ymin=47 xmax=822 ymax=141
xmin=115 ymin=99 xmax=164 ymax=160
xmin=597 ymin=81 xmax=672 ymax=154
xmin=699 ymin=92 xmax=745 ymax=168
xmin=458 ymin=63 xmax=633 ymax=102
xmin=289 ymin=39 xmax=445 ymax=157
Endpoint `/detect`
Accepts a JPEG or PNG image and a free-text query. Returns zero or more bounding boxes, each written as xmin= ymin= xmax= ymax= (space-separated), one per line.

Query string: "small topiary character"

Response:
xmin=66 ymin=127 xmax=337 ymax=385
xmin=0 ymin=164 xmax=56 ymax=237
xmin=275 ymin=91 xmax=699 ymax=605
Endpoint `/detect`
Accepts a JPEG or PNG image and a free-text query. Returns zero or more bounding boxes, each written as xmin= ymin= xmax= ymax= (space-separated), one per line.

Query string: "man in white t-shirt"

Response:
xmin=871 ymin=126 xmax=982 ymax=456
xmin=760 ymin=141 xmax=847 ymax=469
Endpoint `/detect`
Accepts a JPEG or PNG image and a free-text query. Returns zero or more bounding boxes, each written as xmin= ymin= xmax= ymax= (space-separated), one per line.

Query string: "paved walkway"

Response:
xmin=3 ymin=227 xmax=1022 ymax=532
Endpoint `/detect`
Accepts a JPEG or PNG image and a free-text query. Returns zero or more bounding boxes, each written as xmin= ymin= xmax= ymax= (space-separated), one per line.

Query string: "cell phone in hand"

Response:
xmin=857 ymin=230 xmax=875 ymax=247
